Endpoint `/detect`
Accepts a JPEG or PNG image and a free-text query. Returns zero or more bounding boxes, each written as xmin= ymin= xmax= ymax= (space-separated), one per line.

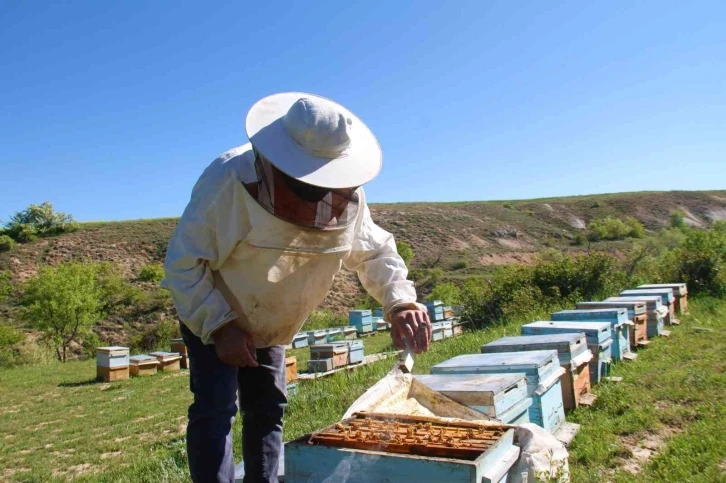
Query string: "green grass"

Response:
xmin=1 ymin=300 xmax=725 ymax=481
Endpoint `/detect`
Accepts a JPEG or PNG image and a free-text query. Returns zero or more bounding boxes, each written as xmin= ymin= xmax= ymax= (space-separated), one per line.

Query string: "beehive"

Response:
xmin=551 ymin=308 xmax=635 ymax=362
xmin=443 ymin=306 xmax=455 ymax=319
xmin=343 ymin=327 xmax=358 ymax=340
xmin=415 ymin=373 xmax=532 ymax=424
xmin=453 ymin=320 xmax=465 ymax=336
xmin=170 ymin=338 xmax=189 ymax=369
xmin=149 ymin=351 xmax=182 ymax=372
xmin=606 ymin=296 xmax=667 ymax=338
xmin=521 ymin=321 xmax=612 ymax=384
xmin=620 ymin=289 xmax=677 ymax=325
xmin=310 ymin=344 xmax=349 ymax=368
xmin=376 ymin=320 xmax=389 ymax=331
xmin=349 ymin=310 xmax=374 ymax=334
xmin=292 ymin=332 xmax=309 ymax=349
xmin=286 ymin=413 xmax=520 ymax=483
xmin=431 ymin=322 xmax=445 ymax=341
xmin=331 ymin=340 xmax=365 ymax=365
xmin=426 ymin=300 xmax=445 ymax=322
xmin=431 ymin=351 xmax=566 ymax=432
xmin=286 ymin=356 xmax=298 ymax=384
xmin=129 ymin=355 xmax=160 ymax=377
xmin=374 ymin=307 xmax=384 ymax=319
xmin=442 ymin=319 xmax=454 ymax=338
xmin=325 ymin=328 xmax=344 ymax=342
xmin=96 ymin=346 xmax=130 ymax=382
xmin=576 ymin=301 xmax=649 ymax=350
xmin=307 ymin=330 xmax=327 ymax=346
xmin=308 ymin=358 xmax=334 ymax=373
xmin=481 ymin=334 xmax=594 ymax=410
xmin=639 ymin=283 xmax=688 ymax=314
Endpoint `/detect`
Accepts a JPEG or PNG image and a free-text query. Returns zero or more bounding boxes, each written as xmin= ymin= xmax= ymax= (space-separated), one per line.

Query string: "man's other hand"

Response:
xmin=391 ymin=309 xmax=431 ymax=354
xmin=213 ymin=322 xmax=259 ymax=368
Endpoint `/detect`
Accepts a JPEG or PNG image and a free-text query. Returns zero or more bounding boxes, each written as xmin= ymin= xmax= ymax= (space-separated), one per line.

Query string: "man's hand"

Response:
xmin=391 ymin=309 xmax=431 ymax=354
xmin=213 ymin=321 xmax=258 ymax=368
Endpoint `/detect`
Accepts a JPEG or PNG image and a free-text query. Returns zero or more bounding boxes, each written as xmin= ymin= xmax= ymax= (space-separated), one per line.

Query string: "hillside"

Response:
xmin=2 ymin=189 xmax=725 ymax=345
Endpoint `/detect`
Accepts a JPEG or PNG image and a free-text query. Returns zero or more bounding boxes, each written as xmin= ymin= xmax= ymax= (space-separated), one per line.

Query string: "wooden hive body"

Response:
xmin=310 ymin=344 xmax=349 ymax=368
xmin=576 ymin=302 xmax=648 ymax=349
xmin=551 ymin=308 xmax=633 ymax=362
xmin=521 ymin=322 xmax=612 ymax=384
xmin=431 ymin=351 xmax=565 ymax=431
xmin=285 ymin=415 xmax=520 ymax=483
xmin=481 ymin=334 xmax=593 ymax=410
xmin=129 ymin=355 xmax=160 ymax=376
xmin=285 ymin=356 xmax=298 ymax=384
xmin=96 ymin=347 xmax=130 ymax=382
xmin=149 ymin=351 xmax=181 ymax=372
xmin=607 ymin=296 xmax=665 ymax=337
xmin=415 ymin=373 xmax=531 ymax=424
xmin=639 ymin=283 xmax=688 ymax=313
xmin=292 ymin=333 xmax=309 ymax=349
xmin=331 ymin=340 xmax=365 ymax=365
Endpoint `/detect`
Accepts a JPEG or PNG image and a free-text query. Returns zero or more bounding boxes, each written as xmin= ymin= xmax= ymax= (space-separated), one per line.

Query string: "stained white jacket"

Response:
xmin=162 ymin=144 xmax=423 ymax=347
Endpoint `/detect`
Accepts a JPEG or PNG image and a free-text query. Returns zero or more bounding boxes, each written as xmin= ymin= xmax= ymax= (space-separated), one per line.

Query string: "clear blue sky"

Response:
xmin=1 ymin=1 xmax=724 ymax=222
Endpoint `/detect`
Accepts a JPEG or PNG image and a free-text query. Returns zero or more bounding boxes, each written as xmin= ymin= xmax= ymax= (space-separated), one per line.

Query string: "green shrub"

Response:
xmin=22 ymin=262 xmax=105 ymax=362
xmin=129 ymin=318 xmax=180 ymax=352
xmin=669 ymin=222 xmax=726 ymax=296
xmin=0 ymin=271 xmax=12 ymax=302
xmin=428 ymin=268 xmax=444 ymax=285
xmin=451 ymin=260 xmax=468 ymax=270
xmin=670 ymin=210 xmax=687 ymax=229
xmin=427 ymin=282 xmax=462 ymax=306
xmin=138 ymin=263 xmax=165 ymax=283
xmin=396 ymin=241 xmax=415 ymax=267
xmin=586 ymin=216 xmax=645 ymax=241
xmin=0 ymin=325 xmax=26 ymax=367
xmin=3 ymin=201 xmax=78 ymax=242
xmin=503 ymin=203 xmax=514 ymax=210
xmin=0 ymin=235 xmax=15 ymax=252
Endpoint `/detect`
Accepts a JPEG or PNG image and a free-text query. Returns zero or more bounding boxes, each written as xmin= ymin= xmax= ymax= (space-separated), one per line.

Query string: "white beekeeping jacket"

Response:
xmin=162 ymin=144 xmax=423 ymax=347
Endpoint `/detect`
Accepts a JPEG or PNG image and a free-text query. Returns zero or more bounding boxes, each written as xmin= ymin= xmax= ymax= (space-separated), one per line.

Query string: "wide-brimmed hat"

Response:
xmin=245 ymin=92 xmax=382 ymax=189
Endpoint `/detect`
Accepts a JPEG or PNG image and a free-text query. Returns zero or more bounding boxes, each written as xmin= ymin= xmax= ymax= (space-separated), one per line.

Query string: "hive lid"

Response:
xmin=607 ymin=295 xmax=663 ymax=310
xmin=130 ymin=355 xmax=158 ymax=364
xmin=577 ymin=300 xmax=647 ymax=315
xmin=552 ymin=308 xmax=628 ymax=323
xmin=638 ymin=283 xmax=687 ymax=295
xmin=522 ymin=321 xmax=611 ymax=343
xmin=310 ymin=344 xmax=348 ymax=354
xmin=96 ymin=346 xmax=129 ymax=355
xmin=620 ymin=289 xmax=674 ymax=303
xmin=149 ymin=351 xmax=181 ymax=359
xmin=170 ymin=338 xmax=184 ymax=344
xmin=294 ymin=332 xmax=308 ymax=339
xmin=415 ymin=373 xmax=527 ymax=407
xmin=349 ymin=309 xmax=372 ymax=316
xmin=432 ymin=351 xmax=560 ymax=378
xmin=482 ymin=334 xmax=588 ymax=357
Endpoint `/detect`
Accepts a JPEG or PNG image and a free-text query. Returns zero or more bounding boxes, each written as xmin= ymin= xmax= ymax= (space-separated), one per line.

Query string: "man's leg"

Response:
xmin=181 ymin=323 xmax=238 ymax=483
xmin=238 ymin=345 xmax=287 ymax=483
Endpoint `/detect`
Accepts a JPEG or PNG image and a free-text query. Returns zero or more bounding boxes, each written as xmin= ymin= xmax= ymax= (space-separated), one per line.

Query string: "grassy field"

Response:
xmin=1 ymin=299 xmax=725 ymax=482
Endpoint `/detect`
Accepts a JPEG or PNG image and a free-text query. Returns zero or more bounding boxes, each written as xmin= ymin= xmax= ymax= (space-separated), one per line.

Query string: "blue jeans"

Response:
xmin=181 ymin=323 xmax=287 ymax=483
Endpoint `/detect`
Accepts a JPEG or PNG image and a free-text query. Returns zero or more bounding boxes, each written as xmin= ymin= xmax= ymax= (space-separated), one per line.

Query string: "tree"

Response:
xmin=670 ymin=211 xmax=687 ymax=229
xmin=396 ymin=241 xmax=415 ymax=266
xmin=3 ymin=201 xmax=78 ymax=242
xmin=22 ymin=262 xmax=104 ymax=362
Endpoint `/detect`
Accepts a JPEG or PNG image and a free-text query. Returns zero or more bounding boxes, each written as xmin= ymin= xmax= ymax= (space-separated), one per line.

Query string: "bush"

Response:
xmin=668 ymin=222 xmax=726 ymax=296
xmin=0 ymin=325 xmax=25 ymax=367
xmin=3 ymin=201 xmax=78 ymax=243
xmin=0 ymin=235 xmax=15 ymax=252
xmin=670 ymin=210 xmax=687 ymax=229
xmin=138 ymin=263 xmax=165 ymax=283
xmin=427 ymin=282 xmax=462 ymax=306
xmin=129 ymin=318 xmax=180 ymax=352
xmin=0 ymin=271 xmax=11 ymax=302
xmin=22 ymin=262 xmax=105 ymax=362
xmin=587 ymin=216 xmax=645 ymax=241
xmin=396 ymin=241 xmax=415 ymax=267
xmin=451 ymin=260 xmax=468 ymax=270
xmin=428 ymin=268 xmax=444 ymax=285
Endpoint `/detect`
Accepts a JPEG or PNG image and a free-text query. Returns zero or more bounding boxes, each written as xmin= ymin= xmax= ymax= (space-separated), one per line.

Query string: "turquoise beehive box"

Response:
xmin=348 ymin=310 xmax=374 ymax=334
xmin=415 ymin=373 xmax=532 ymax=425
xmin=521 ymin=321 xmax=612 ymax=384
xmin=292 ymin=333 xmax=308 ymax=349
xmin=431 ymin=351 xmax=566 ymax=432
xmin=607 ymin=296 xmax=665 ymax=338
xmin=551 ymin=308 xmax=634 ymax=362
xmin=618 ymin=290 xmax=675 ymax=326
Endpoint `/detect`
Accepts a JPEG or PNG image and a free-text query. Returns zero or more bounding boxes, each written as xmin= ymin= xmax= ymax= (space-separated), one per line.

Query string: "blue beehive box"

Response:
xmin=551 ymin=308 xmax=634 ymax=362
xmin=426 ymin=300 xmax=445 ymax=322
xmin=325 ymin=328 xmax=344 ymax=342
xmin=307 ymin=330 xmax=327 ymax=346
xmin=521 ymin=321 xmax=612 ymax=384
xmin=331 ymin=340 xmax=365 ymax=365
xmin=292 ymin=332 xmax=308 ymax=349
xmin=349 ymin=310 xmax=374 ymax=333
xmin=431 ymin=322 xmax=445 ymax=341
xmin=415 ymin=373 xmax=532 ymax=425
xmin=481 ymin=334 xmax=593 ymax=410
xmin=621 ymin=288 xmax=677 ymax=325
xmin=431 ymin=351 xmax=566 ymax=432
xmin=442 ymin=319 xmax=454 ymax=338
xmin=607 ymin=296 xmax=665 ymax=338
xmin=373 ymin=307 xmax=384 ymax=318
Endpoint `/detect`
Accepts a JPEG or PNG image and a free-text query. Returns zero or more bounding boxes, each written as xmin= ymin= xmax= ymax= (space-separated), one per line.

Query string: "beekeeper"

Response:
xmin=163 ymin=92 xmax=431 ymax=483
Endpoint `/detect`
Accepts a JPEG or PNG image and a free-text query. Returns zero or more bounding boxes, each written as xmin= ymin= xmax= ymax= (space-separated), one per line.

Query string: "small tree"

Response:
xmin=0 ymin=235 xmax=15 ymax=252
xmin=396 ymin=241 xmax=415 ymax=266
xmin=4 ymin=201 xmax=78 ymax=242
xmin=670 ymin=210 xmax=687 ymax=229
xmin=23 ymin=262 xmax=104 ymax=362
xmin=428 ymin=282 xmax=462 ymax=305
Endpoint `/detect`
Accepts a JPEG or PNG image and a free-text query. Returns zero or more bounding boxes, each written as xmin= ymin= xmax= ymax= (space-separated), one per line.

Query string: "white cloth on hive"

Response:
xmin=510 ymin=423 xmax=570 ymax=482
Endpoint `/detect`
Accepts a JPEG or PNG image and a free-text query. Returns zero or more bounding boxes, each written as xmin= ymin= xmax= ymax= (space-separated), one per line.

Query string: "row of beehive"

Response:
xmin=414 ymin=283 xmax=687 ymax=439
xmin=95 ymin=338 xmax=188 ymax=382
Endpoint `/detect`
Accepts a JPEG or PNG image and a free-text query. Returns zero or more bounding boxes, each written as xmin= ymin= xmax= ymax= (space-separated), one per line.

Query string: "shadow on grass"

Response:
xmin=58 ymin=377 xmax=102 ymax=388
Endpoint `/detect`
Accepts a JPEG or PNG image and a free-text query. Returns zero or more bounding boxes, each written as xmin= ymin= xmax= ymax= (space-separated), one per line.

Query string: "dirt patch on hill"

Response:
xmin=494 ymin=238 xmax=533 ymax=250
xmin=480 ymin=252 xmax=536 ymax=266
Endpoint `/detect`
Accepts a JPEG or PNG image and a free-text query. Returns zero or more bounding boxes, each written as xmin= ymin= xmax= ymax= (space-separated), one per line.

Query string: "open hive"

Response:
xmin=308 ymin=412 xmax=505 ymax=460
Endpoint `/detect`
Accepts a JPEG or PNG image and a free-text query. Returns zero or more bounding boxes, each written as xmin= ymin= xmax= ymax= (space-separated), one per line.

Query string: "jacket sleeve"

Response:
xmin=162 ymin=170 xmax=245 ymax=344
xmin=343 ymin=200 xmax=426 ymax=322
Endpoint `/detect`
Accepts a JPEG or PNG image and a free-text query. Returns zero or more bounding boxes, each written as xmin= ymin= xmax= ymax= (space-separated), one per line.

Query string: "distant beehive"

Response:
xmin=576 ymin=301 xmax=649 ymax=350
xmin=348 ymin=310 xmax=374 ymax=334
xmin=129 ymin=355 xmax=160 ymax=377
xmin=170 ymin=338 xmax=189 ymax=369
xmin=96 ymin=346 xmax=130 ymax=382
xmin=639 ymin=283 xmax=688 ymax=314
xmin=606 ymin=296 xmax=666 ymax=338
xmin=149 ymin=351 xmax=182 ymax=372
xmin=551 ymin=308 xmax=634 ymax=362
xmin=285 ymin=356 xmax=298 ymax=384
